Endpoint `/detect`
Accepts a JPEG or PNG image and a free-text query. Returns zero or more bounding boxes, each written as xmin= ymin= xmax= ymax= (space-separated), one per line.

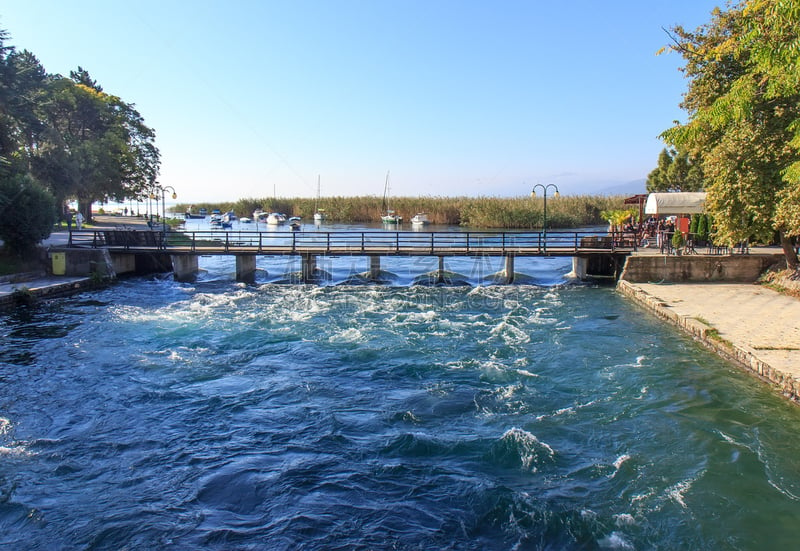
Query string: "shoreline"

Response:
xmin=617 ymin=278 xmax=800 ymax=403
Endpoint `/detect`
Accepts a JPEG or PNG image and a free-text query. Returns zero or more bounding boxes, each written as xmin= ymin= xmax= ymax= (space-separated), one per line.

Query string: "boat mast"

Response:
xmin=382 ymin=171 xmax=390 ymax=214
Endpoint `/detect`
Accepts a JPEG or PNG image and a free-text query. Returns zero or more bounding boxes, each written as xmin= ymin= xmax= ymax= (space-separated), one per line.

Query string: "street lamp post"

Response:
xmin=531 ymin=183 xmax=560 ymax=252
xmin=158 ymin=185 xmax=178 ymax=234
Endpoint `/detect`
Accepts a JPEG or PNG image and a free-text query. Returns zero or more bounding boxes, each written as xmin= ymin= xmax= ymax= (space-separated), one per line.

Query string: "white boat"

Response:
xmin=266 ymin=212 xmax=287 ymax=225
xmin=313 ymin=175 xmax=326 ymax=222
xmin=380 ymin=171 xmax=402 ymax=224
xmin=239 ymin=217 xmax=252 ymax=224
xmin=411 ymin=212 xmax=430 ymax=226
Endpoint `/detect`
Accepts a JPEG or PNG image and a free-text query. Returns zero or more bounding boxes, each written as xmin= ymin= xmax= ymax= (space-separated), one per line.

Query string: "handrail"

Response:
xmin=66 ymin=229 xmax=638 ymax=256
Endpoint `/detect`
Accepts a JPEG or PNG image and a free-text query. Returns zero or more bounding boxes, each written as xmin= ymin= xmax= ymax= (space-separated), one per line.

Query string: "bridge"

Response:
xmin=61 ymin=229 xmax=638 ymax=283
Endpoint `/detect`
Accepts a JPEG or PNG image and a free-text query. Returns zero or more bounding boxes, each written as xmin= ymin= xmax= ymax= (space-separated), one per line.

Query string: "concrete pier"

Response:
xmin=569 ymin=256 xmax=588 ymax=280
xmin=502 ymin=255 xmax=515 ymax=284
xmin=301 ymin=254 xmax=317 ymax=282
xmin=236 ymin=255 xmax=257 ymax=284
xmin=172 ymin=255 xmax=198 ymax=282
xmin=369 ymin=256 xmax=381 ymax=280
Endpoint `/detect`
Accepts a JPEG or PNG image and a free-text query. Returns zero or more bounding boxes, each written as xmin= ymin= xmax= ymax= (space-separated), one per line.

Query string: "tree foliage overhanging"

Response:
xmin=0 ymin=28 xmax=159 ymax=254
xmin=660 ymin=0 xmax=800 ymax=268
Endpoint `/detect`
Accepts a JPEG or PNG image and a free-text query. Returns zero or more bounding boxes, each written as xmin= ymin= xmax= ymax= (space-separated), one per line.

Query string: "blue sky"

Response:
xmin=2 ymin=1 xmax=720 ymax=202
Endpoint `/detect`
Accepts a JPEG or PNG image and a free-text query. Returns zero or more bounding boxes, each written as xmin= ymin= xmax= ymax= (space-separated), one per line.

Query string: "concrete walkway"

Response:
xmin=618 ymin=280 xmax=800 ymax=401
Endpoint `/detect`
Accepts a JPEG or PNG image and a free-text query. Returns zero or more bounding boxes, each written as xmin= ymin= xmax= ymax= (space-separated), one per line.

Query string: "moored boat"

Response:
xmin=380 ymin=171 xmax=402 ymax=224
xmin=266 ymin=212 xmax=287 ymax=225
xmin=410 ymin=212 xmax=430 ymax=226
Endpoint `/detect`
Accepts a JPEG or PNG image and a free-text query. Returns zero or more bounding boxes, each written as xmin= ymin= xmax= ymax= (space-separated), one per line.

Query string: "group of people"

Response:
xmin=62 ymin=206 xmax=85 ymax=230
xmin=622 ymin=216 xmax=677 ymax=250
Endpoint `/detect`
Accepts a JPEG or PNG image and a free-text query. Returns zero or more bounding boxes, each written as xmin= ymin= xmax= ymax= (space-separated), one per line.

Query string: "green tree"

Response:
xmin=35 ymin=71 xmax=160 ymax=222
xmin=661 ymin=1 xmax=800 ymax=268
xmin=646 ymin=148 xmax=704 ymax=192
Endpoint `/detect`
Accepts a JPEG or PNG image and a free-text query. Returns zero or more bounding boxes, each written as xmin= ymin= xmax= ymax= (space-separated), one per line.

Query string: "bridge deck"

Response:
xmin=68 ymin=229 xmax=637 ymax=257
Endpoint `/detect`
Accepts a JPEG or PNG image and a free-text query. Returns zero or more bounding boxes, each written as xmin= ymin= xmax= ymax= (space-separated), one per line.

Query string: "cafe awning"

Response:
xmin=644 ymin=192 xmax=707 ymax=215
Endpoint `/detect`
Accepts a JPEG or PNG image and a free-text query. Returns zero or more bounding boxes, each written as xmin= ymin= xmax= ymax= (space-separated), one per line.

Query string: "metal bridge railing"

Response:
xmin=67 ymin=229 xmax=638 ymax=255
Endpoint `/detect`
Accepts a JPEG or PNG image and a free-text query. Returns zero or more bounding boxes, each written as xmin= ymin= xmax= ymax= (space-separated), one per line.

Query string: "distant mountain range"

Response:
xmin=550 ymin=178 xmax=647 ymax=197
xmin=596 ymin=179 xmax=647 ymax=196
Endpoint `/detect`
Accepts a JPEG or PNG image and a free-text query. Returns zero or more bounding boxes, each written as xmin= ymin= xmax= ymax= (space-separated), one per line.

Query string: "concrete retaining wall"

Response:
xmin=50 ymin=248 xmax=116 ymax=278
xmin=617 ymin=280 xmax=800 ymax=402
xmin=620 ymin=254 xmax=784 ymax=283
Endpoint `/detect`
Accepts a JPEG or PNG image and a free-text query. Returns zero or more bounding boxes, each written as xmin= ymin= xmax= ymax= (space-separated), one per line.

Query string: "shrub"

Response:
xmin=0 ymin=173 xmax=56 ymax=257
xmin=672 ymin=229 xmax=685 ymax=250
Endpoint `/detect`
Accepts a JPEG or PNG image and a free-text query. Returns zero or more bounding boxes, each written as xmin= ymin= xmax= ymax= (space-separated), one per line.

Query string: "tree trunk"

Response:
xmin=779 ymin=230 xmax=798 ymax=270
xmin=77 ymin=197 xmax=93 ymax=224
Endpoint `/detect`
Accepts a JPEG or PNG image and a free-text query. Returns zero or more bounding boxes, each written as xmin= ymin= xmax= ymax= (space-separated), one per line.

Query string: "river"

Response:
xmin=2 ymin=251 xmax=800 ymax=549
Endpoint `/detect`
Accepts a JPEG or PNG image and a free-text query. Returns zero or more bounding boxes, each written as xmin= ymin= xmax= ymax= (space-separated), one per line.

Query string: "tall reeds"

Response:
xmin=179 ymin=195 xmax=627 ymax=229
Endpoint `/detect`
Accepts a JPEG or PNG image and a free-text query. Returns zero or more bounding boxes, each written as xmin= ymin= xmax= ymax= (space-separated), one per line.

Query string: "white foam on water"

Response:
xmin=613 ymin=454 xmax=631 ymax=471
xmin=516 ymin=369 xmax=538 ymax=378
xmin=0 ymin=445 xmax=30 ymax=457
xmin=501 ymin=427 xmax=555 ymax=471
xmin=489 ymin=321 xmax=531 ymax=345
xmin=613 ymin=513 xmax=636 ymax=527
xmin=598 ymin=531 xmax=634 ymax=550
xmin=0 ymin=418 xmax=29 ymax=457
xmin=667 ymin=477 xmax=697 ymax=509
xmin=329 ymin=327 xmax=365 ymax=344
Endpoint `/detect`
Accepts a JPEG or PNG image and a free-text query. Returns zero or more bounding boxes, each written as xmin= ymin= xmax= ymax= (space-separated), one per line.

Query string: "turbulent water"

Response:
xmin=2 ymin=254 xmax=800 ymax=550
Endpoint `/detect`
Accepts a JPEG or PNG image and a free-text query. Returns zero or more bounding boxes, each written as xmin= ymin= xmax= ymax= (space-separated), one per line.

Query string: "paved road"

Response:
xmin=629 ymin=282 xmax=800 ymax=381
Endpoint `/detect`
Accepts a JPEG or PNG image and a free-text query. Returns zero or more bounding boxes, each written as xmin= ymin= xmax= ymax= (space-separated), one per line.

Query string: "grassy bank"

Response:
xmin=177 ymin=195 xmax=627 ymax=229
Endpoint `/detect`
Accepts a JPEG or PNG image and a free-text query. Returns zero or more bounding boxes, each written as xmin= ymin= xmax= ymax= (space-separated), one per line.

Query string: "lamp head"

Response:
xmin=554 ymin=191 xmax=560 ymax=198
xmin=171 ymin=192 xmax=178 ymax=200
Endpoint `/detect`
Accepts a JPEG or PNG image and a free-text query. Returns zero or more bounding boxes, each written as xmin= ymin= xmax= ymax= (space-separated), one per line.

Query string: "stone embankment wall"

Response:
xmin=617 ymin=279 xmax=800 ymax=402
xmin=619 ymin=254 xmax=784 ymax=283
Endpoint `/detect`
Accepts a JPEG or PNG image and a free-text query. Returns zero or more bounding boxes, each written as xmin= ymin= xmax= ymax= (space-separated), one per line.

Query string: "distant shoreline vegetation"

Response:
xmin=175 ymin=195 xmax=627 ymax=229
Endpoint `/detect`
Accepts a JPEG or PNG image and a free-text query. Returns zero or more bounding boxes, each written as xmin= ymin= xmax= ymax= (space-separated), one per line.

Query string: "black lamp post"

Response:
xmin=531 ymin=183 xmax=560 ymax=252
xmin=160 ymin=185 xmax=177 ymax=233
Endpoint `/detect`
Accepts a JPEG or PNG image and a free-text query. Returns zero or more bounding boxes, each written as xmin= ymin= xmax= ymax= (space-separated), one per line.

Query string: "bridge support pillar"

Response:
xmin=172 ymin=255 xmax=198 ymax=282
xmin=301 ymin=254 xmax=317 ymax=282
xmin=236 ymin=255 xmax=257 ymax=284
xmin=568 ymin=256 xmax=588 ymax=280
xmin=502 ymin=255 xmax=515 ymax=284
xmin=369 ymin=256 xmax=381 ymax=280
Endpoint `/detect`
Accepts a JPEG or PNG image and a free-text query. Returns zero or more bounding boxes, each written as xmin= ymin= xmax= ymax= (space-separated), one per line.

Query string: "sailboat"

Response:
xmin=380 ymin=171 xmax=402 ymax=224
xmin=313 ymin=175 xmax=326 ymax=222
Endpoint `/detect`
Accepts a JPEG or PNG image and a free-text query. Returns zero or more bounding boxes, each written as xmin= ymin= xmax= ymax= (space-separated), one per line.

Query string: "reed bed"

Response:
xmin=178 ymin=195 xmax=627 ymax=229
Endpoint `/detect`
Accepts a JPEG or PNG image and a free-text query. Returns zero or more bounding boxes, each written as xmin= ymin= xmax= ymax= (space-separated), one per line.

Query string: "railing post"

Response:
xmin=327 ymin=232 xmax=331 ymax=253
xmin=292 ymin=231 xmax=297 ymax=253
xmin=502 ymin=232 xmax=506 ymax=252
xmin=430 ymin=232 xmax=435 ymax=254
xmin=466 ymin=232 xmax=470 ymax=253
xmin=361 ymin=232 xmax=365 ymax=253
xmin=225 ymin=232 xmax=230 ymax=252
xmin=396 ymin=232 xmax=400 ymax=253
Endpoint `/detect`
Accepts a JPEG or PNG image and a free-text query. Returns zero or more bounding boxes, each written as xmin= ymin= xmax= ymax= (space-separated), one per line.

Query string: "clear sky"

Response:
xmin=2 ymin=1 xmax=720 ymax=202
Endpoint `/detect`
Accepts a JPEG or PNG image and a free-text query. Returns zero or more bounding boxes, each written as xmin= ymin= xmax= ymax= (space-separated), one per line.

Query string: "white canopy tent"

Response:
xmin=644 ymin=192 xmax=707 ymax=215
